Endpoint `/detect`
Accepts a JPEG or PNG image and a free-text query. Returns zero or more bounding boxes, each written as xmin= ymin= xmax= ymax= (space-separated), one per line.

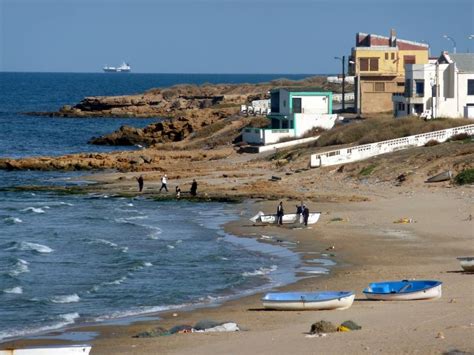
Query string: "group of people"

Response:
xmin=276 ymin=201 xmax=310 ymax=226
xmin=135 ymin=174 xmax=198 ymax=198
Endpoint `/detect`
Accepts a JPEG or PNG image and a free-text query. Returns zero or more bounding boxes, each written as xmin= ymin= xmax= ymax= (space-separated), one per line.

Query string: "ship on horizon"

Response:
xmin=103 ymin=62 xmax=131 ymax=73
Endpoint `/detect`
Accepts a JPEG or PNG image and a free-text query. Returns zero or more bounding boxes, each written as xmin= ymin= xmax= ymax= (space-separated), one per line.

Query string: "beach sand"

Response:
xmin=4 ymin=183 xmax=472 ymax=354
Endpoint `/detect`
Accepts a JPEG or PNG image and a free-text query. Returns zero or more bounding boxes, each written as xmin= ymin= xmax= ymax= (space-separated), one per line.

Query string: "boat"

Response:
xmin=425 ymin=170 xmax=452 ymax=183
xmin=457 ymin=257 xmax=474 ymax=272
xmin=0 ymin=345 xmax=91 ymax=355
xmin=103 ymin=62 xmax=131 ymax=72
xmin=261 ymin=291 xmax=355 ymax=310
xmin=363 ymin=280 xmax=442 ymax=301
xmin=250 ymin=211 xmax=321 ymax=225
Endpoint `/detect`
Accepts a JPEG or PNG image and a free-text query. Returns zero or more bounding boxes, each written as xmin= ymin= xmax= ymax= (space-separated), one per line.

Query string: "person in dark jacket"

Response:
xmin=136 ymin=175 xmax=144 ymax=192
xmin=302 ymin=205 xmax=310 ymax=226
xmin=276 ymin=201 xmax=284 ymax=225
xmin=190 ymin=179 xmax=198 ymax=196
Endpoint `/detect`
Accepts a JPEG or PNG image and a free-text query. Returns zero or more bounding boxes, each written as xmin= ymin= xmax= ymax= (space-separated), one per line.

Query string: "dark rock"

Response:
xmin=309 ymin=320 xmax=337 ymax=334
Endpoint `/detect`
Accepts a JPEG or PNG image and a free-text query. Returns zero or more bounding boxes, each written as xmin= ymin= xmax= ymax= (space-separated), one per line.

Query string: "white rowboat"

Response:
xmin=261 ymin=291 xmax=355 ymax=310
xmin=0 ymin=345 xmax=91 ymax=355
xmin=363 ymin=280 xmax=442 ymax=301
xmin=250 ymin=211 xmax=321 ymax=225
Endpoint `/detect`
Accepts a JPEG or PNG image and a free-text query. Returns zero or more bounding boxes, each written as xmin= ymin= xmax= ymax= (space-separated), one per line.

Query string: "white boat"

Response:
xmin=0 ymin=345 xmax=91 ymax=355
xmin=103 ymin=62 xmax=131 ymax=72
xmin=457 ymin=257 xmax=474 ymax=272
xmin=261 ymin=291 xmax=355 ymax=310
xmin=363 ymin=280 xmax=442 ymax=301
xmin=250 ymin=211 xmax=321 ymax=225
xmin=425 ymin=170 xmax=452 ymax=183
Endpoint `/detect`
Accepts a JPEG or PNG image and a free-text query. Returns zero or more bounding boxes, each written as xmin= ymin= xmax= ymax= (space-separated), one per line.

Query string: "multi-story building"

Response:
xmin=349 ymin=29 xmax=429 ymax=114
xmin=242 ymin=88 xmax=338 ymax=145
xmin=393 ymin=52 xmax=474 ymax=119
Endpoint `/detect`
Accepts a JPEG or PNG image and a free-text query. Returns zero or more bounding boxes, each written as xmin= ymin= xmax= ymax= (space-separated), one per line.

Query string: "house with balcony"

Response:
xmin=349 ymin=29 xmax=429 ymax=114
xmin=393 ymin=52 xmax=474 ymax=119
xmin=242 ymin=88 xmax=338 ymax=145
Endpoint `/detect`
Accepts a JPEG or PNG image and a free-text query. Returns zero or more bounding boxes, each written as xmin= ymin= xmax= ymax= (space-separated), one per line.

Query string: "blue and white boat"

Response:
xmin=363 ymin=280 xmax=442 ymax=301
xmin=261 ymin=291 xmax=355 ymax=310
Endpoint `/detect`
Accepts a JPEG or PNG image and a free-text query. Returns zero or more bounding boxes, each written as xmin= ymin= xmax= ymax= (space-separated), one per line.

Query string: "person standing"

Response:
xmin=190 ymin=179 xmax=198 ymax=196
xmin=159 ymin=174 xmax=168 ymax=192
xmin=276 ymin=201 xmax=284 ymax=225
xmin=136 ymin=175 xmax=144 ymax=192
xmin=296 ymin=201 xmax=304 ymax=224
xmin=175 ymin=185 xmax=181 ymax=199
xmin=302 ymin=205 xmax=310 ymax=226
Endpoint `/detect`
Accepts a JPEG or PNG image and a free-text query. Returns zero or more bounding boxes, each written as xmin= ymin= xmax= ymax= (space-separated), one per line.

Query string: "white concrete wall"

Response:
xmin=257 ymin=136 xmax=320 ymax=153
xmin=295 ymin=95 xmax=329 ymax=114
xmin=310 ymin=124 xmax=474 ymax=168
xmin=332 ymin=93 xmax=355 ymax=102
xmin=294 ymin=114 xmax=338 ymax=136
xmin=242 ymin=128 xmax=295 ymax=145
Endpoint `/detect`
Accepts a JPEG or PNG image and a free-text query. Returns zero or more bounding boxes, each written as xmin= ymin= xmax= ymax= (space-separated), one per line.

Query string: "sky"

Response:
xmin=0 ymin=0 xmax=473 ymax=74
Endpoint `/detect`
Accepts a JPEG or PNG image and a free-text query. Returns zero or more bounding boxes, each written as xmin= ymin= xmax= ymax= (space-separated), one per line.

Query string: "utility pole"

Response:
xmin=435 ymin=61 xmax=439 ymax=118
xmin=342 ymin=55 xmax=346 ymax=111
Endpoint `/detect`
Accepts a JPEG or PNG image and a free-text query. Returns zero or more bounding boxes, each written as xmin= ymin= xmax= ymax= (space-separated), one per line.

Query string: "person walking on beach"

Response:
xmin=175 ymin=185 xmax=181 ymax=199
xmin=136 ymin=175 xmax=144 ymax=192
xmin=159 ymin=174 xmax=168 ymax=192
xmin=190 ymin=179 xmax=198 ymax=196
xmin=296 ymin=201 xmax=304 ymax=224
xmin=302 ymin=205 xmax=310 ymax=226
xmin=276 ymin=201 xmax=284 ymax=225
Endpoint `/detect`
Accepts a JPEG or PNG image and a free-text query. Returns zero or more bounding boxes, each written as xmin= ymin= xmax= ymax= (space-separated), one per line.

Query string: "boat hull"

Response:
xmin=262 ymin=291 xmax=354 ymax=310
xmin=0 ymin=346 xmax=91 ymax=355
xmin=251 ymin=212 xmax=321 ymax=225
xmin=457 ymin=257 xmax=474 ymax=272
xmin=364 ymin=280 xmax=442 ymax=301
xmin=425 ymin=170 xmax=452 ymax=183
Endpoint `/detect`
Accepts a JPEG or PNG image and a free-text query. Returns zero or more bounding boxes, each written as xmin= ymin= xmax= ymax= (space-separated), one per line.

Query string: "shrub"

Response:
xmin=454 ymin=169 xmax=474 ymax=185
xmin=359 ymin=164 xmax=377 ymax=176
xmin=448 ymin=133 xmax=471 ymax=142
xmin=424 ymin=140 xmax=440 ymax=147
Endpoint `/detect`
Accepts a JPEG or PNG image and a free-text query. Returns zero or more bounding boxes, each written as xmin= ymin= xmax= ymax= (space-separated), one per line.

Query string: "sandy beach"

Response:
xmin=4 ymin=179 xmax=473 ymax=354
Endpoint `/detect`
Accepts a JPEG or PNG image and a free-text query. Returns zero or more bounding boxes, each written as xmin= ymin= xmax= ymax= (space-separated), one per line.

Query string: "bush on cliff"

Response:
xmin=454 ymin=169 xmax=474 ymax=185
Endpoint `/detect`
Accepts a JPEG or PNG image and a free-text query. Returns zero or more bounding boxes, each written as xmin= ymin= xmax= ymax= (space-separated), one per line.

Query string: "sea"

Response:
xmin=0 ymin=72 xmax=329 ymax=342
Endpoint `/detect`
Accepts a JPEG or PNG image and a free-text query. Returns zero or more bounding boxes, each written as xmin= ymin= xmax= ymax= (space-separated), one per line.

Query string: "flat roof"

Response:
xmin=271 ymin=87 xmax=331 ymax=93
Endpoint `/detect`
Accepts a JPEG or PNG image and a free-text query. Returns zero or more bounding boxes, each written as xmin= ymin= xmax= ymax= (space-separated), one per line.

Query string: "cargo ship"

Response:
xmin=103 ymin=62 xmax=131 ymax=72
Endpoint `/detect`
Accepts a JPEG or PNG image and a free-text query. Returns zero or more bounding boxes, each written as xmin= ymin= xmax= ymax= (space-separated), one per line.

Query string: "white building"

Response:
xmin=242 ymin=88 xmax=338 ymax=145
xmin=393 ymin=52 xmax=474 ymax=119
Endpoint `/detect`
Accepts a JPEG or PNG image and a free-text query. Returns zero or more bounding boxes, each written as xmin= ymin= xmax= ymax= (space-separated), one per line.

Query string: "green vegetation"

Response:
xmin=359 ymin=164 xmax=377 ymax=176
xmin=454 ymin=169 xmax=474 ymax=185
xmin=315 ymin=117 xmax=472 ymax=148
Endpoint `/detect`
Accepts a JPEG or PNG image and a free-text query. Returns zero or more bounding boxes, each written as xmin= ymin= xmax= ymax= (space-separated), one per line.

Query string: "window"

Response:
xmin=359 ymin=57 xmax=379 ymax=72
xmin=468 ymin=80 xmax=474 ymax=95
xmin=292 ymin=97 xmax=302 ymax=113
xmin=415 ymin=80 xmax=425 ymax=96
xmin=405 ymin=79 xmax=412 ymax=97
xmin=270 ymin=91 xmax=280 ymax=113
xmin=385 ymin=53 xmax=389 ymax=60
xmin=374 ymin=82 xmax=385 ymax=92
xmin=391 ymin=53 xmax=395 ymax=60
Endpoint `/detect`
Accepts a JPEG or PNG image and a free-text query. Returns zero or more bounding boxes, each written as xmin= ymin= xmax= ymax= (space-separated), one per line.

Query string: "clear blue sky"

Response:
xmin=1 ymin=0 xmax=473 ymax=73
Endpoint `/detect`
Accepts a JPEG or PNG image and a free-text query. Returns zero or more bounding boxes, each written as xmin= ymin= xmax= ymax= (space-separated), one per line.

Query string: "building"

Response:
xmin=349 ymin=29 xmax=429 ymax=114
xmin=393 ymin=52 xmax=474 ymax=119
xmin=242 ymin=88 xmax=337 ymax=145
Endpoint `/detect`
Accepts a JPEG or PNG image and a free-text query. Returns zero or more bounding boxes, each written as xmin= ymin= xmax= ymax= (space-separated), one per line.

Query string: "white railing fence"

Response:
xmin=310 ymin=124 xmax=474 ymax=168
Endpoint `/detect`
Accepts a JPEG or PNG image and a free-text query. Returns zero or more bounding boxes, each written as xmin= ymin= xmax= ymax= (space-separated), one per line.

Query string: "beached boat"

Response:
xmin=250 ymin=211 xmax=321 ymax=225
xmin=425 ymin=170 xmax=452 ymax=183
xmin=363 ymin=280 xmax=442 ymax=301
xmin=261 ymin=291 xmax=355 ymax=310
xmin=0 ymin=345 xmax=91 ymax=355
xmin=457 ymin=257 xmax=474 ymax=272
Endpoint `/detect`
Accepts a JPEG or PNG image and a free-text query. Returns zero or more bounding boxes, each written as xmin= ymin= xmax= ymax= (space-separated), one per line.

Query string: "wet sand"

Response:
xmin=3 ymin=183 xmax=473 ymax=354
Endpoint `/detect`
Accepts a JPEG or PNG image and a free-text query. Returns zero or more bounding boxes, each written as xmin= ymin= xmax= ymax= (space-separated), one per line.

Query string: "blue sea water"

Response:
xmin=0 ymin=72 xmax=318 ymax=342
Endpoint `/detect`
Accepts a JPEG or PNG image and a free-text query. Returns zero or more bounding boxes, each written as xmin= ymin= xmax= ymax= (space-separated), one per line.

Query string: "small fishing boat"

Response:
xmin=457 ymin=257 xmax=474 ymax=272
xmin=261 ymin=291 xmax=355 ymax=310
xmin=425 ymin=170 xmax=452 ymax=183
xmin=0 ymin=345 xmax=91 ymax=355
xmin=363 ymin=280 xmax=442 ymax=301
xmin=250 ymin=211 xmax=321 ymax=225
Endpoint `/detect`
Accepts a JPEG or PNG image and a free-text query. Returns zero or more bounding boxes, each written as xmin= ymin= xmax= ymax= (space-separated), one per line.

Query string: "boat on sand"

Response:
xmin=425 ymin=170 xmax=452 ymax=183
xmin=250 ymin=211 xmax=321 ymax=225
xmin=457 ymin=257 xmax=474 ymax=272
xmin=363 ymin=280 xmax=442 ymax=301
xmin=0 ymin=345 xmax=91 ymax=355
xmin=261 ymin=291 xmax=355 ymax=310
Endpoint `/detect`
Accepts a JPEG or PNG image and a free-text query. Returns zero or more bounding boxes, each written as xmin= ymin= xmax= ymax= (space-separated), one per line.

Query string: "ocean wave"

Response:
xmin=242 ymin=265 xmax=278 ymax=277
xmin=50 ymin=294 xmax=81 ymax=304
xmin=0 ymin=312 xmax=80 ymax=341
xmin=5 ymin=241 xmax=53 ymax=254
xmin=21 ymin=207 xmax=45 ymax=214
xmin=167 ymin=244 xmax=175 ymax=249
xmin=3 ymin=216 xmax=23 ymax=224
xmin=126 ymin=203 xmax=134 ymax=207
xmin=92 ymin=239 xmax=118 ymax=248
xmin=3 ymin=286 xmax=23 ymax=294
xmin=8 ymin=258 xmax=30 ymax=276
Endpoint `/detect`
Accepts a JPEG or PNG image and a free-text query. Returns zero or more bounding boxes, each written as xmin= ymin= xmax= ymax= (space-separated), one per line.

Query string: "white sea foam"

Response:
xmin=94 ymin=239 xmax=118 ymax=248
xmin=21 ymin=207 xmax=45 ymax=214
xmin=103 ymin=276 xmax=127 ymax=286
xmin=51 ymin=294 xmax=80 ymax=303
xmin=242 ymin=265 xmax=278 ymax=277
xmin=127 ymin=203 xmax=134 ymax=207
xmin=19 ymin=242 xmax=53 ymax=253
xmin=3 ymin=217 xmax=23 ymax=224
xmin=3 ymin=286 xmax=23 ymax=294
xmin=59 ymin=202 xmax=74 ymax=206
xmin=143 ymin=262 xmax=153 ymax=267
xmin=125 ymin=215 xmax=148 ymax=220
xmin=59 ymin=312 xmax=80 ymax=323
xmin=167 ymin=244 xmax=175 ymax=249
xmin=120 ymin=247 xmax=129 ymax=253
xmin=8 ymin=259 xmax=30 ymax=276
